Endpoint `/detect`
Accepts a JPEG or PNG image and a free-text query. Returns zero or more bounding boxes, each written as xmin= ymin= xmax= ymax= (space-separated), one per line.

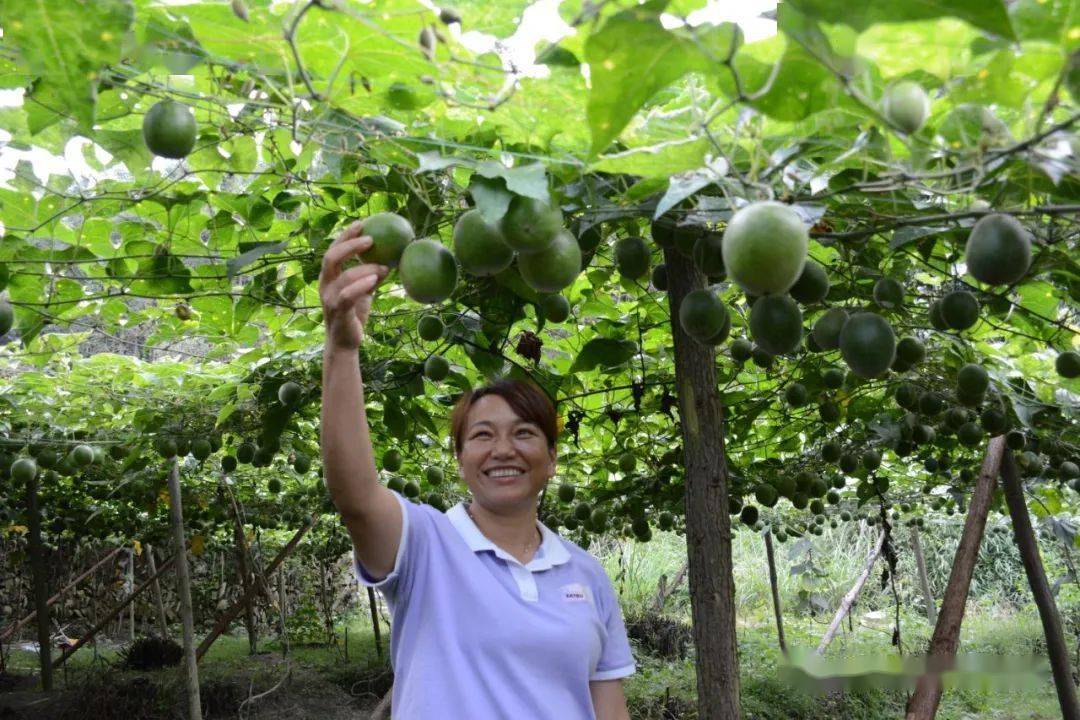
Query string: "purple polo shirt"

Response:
xmin=354 ymin=490 xmax=636 ymax=719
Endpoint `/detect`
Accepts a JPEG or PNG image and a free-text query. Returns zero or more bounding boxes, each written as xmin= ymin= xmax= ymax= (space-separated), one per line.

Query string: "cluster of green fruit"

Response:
xmin=2 ymin=441 xmax=121 ymax=487
xmin=380 ymin=449 xmax=449 ymax=511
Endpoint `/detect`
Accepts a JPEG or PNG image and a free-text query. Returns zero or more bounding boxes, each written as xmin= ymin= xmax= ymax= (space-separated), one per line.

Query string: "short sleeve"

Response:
xmin=353 ymin=490 xmax=425 ymax=604
xmin=589 ymin=563 xmax=636 ymax=681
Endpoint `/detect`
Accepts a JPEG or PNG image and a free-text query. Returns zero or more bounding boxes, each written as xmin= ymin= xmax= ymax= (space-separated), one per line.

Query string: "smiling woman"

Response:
xmin=318 ymin=220 xmax=633 ymax=719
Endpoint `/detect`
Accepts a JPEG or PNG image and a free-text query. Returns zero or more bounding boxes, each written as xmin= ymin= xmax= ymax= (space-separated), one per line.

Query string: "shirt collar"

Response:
xmin=447 ymin=501 xmax=571 ymax=571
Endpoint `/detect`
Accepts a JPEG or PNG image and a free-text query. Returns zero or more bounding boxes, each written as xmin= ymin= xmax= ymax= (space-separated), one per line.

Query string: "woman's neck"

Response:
xmin=467 ymin=501 xmax=542 ymax=556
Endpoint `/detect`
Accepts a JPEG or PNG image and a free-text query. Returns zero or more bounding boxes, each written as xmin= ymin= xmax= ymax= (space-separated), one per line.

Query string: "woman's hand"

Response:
xmin=318 ymin=220 xmax=390 ymax=351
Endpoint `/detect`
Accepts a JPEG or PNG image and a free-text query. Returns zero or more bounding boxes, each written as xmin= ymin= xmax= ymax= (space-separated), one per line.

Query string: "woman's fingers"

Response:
xmin=319 ymin=230 xmax=373 ymax=284
xmin=321 ymin=264 xmax=389 ymax=312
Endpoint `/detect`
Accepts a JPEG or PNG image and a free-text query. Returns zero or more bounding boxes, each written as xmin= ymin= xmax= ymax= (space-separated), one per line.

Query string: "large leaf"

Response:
xmin=2 ymin=0 xmax=135 ymax=131
xmin=584 ymin=1 xmax=703 ymax=155
xmin=569 ymin=338 xmax=638 ymax=373
xmin=787 ymin=0 xmax=1017 ymax=40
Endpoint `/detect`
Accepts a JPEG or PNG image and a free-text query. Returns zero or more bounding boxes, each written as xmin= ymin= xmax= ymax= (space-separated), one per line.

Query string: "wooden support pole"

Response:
xmin=910 ymin=526 xmax=937 ymax=626
xmin=27 ymin=468 xmax=52 ymax=691
xmin=764 ymin=530 xmax=787 ymax=655
xmin=816 ymin=530 xmax=886 ymax=655
xmin=906 ymin=435 xmax=1004 ymax=720
xmin=195 ymin=514 xmax=317 ymax=662
xmin=146 ymin=544 xmax=169 ymax=637
xmin=228 ymin=494 xmax=258 ymax=655
xmin=166 ymin=457 xmax=203 ymax=720
xmin=0 ymin=547 xmax=123 ymax=643
xmin=1001 ymin=449 xmax=1080 ymax=720
xmin=367 ymin=586 xmax=383 ymax=659
xmin=127 ymin=548 xmax=136 ymax=642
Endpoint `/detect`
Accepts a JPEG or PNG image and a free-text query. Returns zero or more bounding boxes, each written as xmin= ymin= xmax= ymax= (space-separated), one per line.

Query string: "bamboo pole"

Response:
xmin=910 ymin=526 xmax=937 ymax=625
xmin=146 ymin=544 xmax=169 ymax=637
xmin=764 ymin=530 xmax=787 ymax=655
xmin=166 ymin=457 xmax=203 ymax=720
xmin=815 ymin=530 xmax=886 ymax=655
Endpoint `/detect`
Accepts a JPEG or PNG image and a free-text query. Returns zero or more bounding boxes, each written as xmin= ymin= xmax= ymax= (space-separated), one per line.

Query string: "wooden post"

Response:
xmin=278 ymin=567 xmax=289 ymax=657
xmin=196 ymin=514 xmax=316 ymax=661
xmin=127 ymin=548 xmax=136 ymax=642
xmin=764 ymin=530 xmax=787 ymax=655
xmin=229 ymin=505 xmax=258 ymax=655
xmin=906 ymin=435 xmax=1004 ymax=720
xmin=910 ymin=526 xmax=937 ymax=625
xmin=166 ymin=458 xmax=203 ymax=720
xmin=368 ymin=587 xmax=383 ymax=659
xmin=0 ymin=547 xmax=123 ymax=643
xmin=146 ymin=544 xmax=169 ymax=637
xmin=52 ymin=554 xmax=176 ymax=668
xmin=663 ymin=246 xmax=740 ymax=719
xmin=1001 ymin=450 xmax=1080 ymax=720
xmin=816 ymin=530 xmax=886 ymax=655
xmin=27 ymin=467 xmax=52 ymax=690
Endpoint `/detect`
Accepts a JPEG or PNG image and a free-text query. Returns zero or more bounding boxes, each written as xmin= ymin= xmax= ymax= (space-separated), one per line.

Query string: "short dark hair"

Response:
xmin=449 ymin=378 xmax=557 ymax=455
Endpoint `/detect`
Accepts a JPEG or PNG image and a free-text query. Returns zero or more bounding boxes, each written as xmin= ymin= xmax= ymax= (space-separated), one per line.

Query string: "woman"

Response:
xmin=319 ymin=219 xmax=636 ymax=719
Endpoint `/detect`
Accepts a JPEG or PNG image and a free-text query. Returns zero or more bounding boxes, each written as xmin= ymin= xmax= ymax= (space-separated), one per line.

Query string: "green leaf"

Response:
xmin=469 ymin=176 xmax=513 ymax=225
xmin=786 ymin=0 xmax=1017 ymax=41
xmin=226 ymin=241 xmax=290 ymax=281
xmin=584 ymin=2 xmax=703 ymax=155
xmin=570 ymin=338 xmax=638 ymax=373
xmin=3 ymin=0 xmax=135 ymax=131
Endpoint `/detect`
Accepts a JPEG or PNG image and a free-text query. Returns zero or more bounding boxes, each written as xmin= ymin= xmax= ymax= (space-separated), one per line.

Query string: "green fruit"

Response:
xmin=919 ymin=392 xmax=945 ymax=416
xmin=500 ymin=196 xmax=563 ymax=253
xmin=383 ymin=449 xmax=403 ymax=472
xmin=221 ymin=455 xmax=238 ymax=473
xmin=785 ymin=383 xmax=809 ymax=407
xmin=863 ymin=449 xmax=881 ymax=470
xmin=913 ymin=424 xmax=935 ymax=445
xmin=788 ymin=261 xmax=829 ymax=305
xmin=191 ymin=439 xmax=212 ymax=461
xmin=730 ymin=337 xmax=753 ymax=363
xmin=929 ymin=300 xmax=950 ymax=331
xmin=540 ymin=294 xmax=571 ymax=323
xmin=36 ymin=450 xmax=57 ymax=469
xmin=399 ymin=239 xmax=458 ymax=303
xmin=740 ymin=505 xmax=759 ymax=527
xmin=692 ymin=234 xmax=725 ymax=276
xmin=293 ymin=454 xmax=312 ymax=474
xmin=873 ymin=277 xmax=905 ymax=309
xmin=839 ymin=312 xmax=896 ymax=379
xmin=883 ymin=81 xmax=930 ymax=134
xmin=574 ymin=502 xmax=592 ymax=522
xmin=417 ymin=314 xmax=444 ymax=341
xmin=657 ymin=511 xmax=675 ymax=530
xmin=575 ymin=222 xmax=604 ymax=253
xmin=268 ymin=478 xmax=282 ymax=494
xmin=956 ymin=364 xmax=989 ymax=396
xmin=614 ymin=236 xmax=650 ymax=279
xmin=651 ymin=264 xmax=668 ymax=291
xmin=175 ymin=437 xmax=191 ymax=456
xmin=839 ymin=453 xmax=858 ymax=474
xmin=517 ymin=229 xmax=582 ymax=293
xmin=896 ymin=337 xmax=925 ymax=365
xmin=404 ymin=481 xmax=421 ymax=499
xmin=965 ymin=214 xmax=1031 ymax=286
xmin=895 ymin=382 xmax=918 ymax=409
xmin=142 ymin=100 xmax=198 ymax=159
xmin=1056 ymin=351 xmax=1080 ymax=378
xmin=386 ymin=82 xmax=423 ymax=110
xmin=722 ymin=202 xmax=809 ymax=296
xmin=452 ymin=209 xmax=514 ymax=276
xmin=387 ymin=476 xmax=406 ymax=493
xmin=957 ymin=422 xmax=983 ymax=447
xmin=1059 ymin=461 xmax=1079 ymax=480
xmin=752 ymin=346 xmax=774 ymax=369
xmin=618 ymin=452 xmax=636 ymax=473
xmin=278 ymin=381 xmax=303 ymax=408
xmin=0 ymin=299 xmax=12 ymax=337
xmin=941 ymin=290 xmax=980 ymax=331
xmin=423 ymin=354 xmax=450 ymax=381
xmin=945 ymin=407 xmax=969 ymax=429
xmin=152 ymin=437 xmax=177 ymax=460
xmin=819 ymin=402 xmax=841 ymax=424
xmin=72 ymin=445 xmax=95 ymax=467
xmin=755 ymin=484 xmax=779 ymax=508
xmin=812 ymin=308 xmax=848 ymax=350
xmin=631 ymin=518 xmax=652 ymax=541
xmin=1005 ymin=430 xmax=1026 ymax=450
xmin=679 ymin=290 xmax=730 ymax=345
xmin=359 ymin=213 xmax=415 ymax=268
xmin=425 ymin=466 xmax=444 ymax=485
xmin=980 ymin=408 xmax=1008 ymax=435
xmin=10 ymin=458 xmax=37 ymax=483
xmin=822 ymin=441 xmax=843 ymax=463
xmin=749 ymin=294 xmax=802 ymax=355
xmin=237 ymin=442 xmax=256 ymax=464
xmin=557 ymin=483 xmax=575 ymax=503
xmin=823 ymin=368 xmax=845 ymax=389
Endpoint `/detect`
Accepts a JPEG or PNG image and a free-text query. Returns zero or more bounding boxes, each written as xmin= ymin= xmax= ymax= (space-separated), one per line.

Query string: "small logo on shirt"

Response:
xmin=561 ymin=583 xmax=589 ymax=602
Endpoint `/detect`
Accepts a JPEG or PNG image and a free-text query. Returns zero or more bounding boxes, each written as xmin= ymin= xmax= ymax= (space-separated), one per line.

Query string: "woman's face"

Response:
xmin=457 ymin=394 xmax=556 ymax=513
